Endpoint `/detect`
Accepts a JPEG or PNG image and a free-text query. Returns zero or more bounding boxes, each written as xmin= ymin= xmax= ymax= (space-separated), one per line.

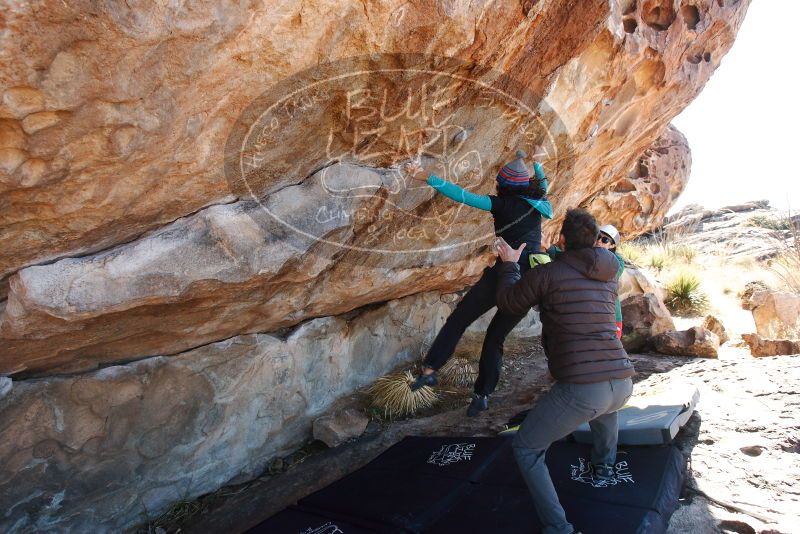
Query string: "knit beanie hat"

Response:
xmin=496 ymin=149 xmax=530 ymax=187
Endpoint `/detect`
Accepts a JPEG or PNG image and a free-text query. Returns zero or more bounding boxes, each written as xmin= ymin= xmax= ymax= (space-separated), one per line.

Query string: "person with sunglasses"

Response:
xmin=595 ymin=225 xmax=624 ymax=339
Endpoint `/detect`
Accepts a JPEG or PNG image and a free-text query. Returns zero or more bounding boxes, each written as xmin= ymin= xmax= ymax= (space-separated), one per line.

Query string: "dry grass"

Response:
xmin=438 ymin=357 xmax=477 ymax=388
xmin=764 ymin=213 xmax=800 ymax=294
xmin=367 ymin=370 xmax=439 ymax=419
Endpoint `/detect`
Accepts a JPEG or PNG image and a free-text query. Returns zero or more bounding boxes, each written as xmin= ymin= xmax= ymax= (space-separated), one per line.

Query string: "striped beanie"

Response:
xmin=496 ymin=149 xmax=530 ymax=187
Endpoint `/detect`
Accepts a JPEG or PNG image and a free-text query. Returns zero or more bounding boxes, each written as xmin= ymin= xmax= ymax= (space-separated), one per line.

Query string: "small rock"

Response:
xmin=653 ymin=326 xmax=719 ymax=358
xmin=702 ymin=315 xmax=729 ymax=344
xmin=742 ymin=333 xmax=800 ymax=357
xmin=313 ymin=408 xmax=369 ymax=448
xmin=0 ymin=376 xmax=11 ymax=398
xmin=739 ymin=445 xmax=764 ymax=457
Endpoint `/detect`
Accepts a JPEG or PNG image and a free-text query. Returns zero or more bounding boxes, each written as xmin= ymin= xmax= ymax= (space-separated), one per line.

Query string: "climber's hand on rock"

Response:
xmin=405 ymin=162 xmax=428 ymax=182
xmin=496 ymin=238 xmax=526 ymax=263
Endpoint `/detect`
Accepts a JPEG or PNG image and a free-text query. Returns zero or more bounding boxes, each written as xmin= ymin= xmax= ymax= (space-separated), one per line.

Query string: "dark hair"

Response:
xmin=495 ymin=180 xmax=546 ymax=199
xmin=561 ymin=208 xmax=599 ymax=250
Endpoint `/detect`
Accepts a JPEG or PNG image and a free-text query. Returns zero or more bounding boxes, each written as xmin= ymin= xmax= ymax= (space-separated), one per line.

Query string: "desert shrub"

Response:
xmin=438 ymin=357 xmax=476 ymax=388
xmin=665 ymin=271 xmax=709 ymax=315
xmin=748 ymin=215 xmax=792 ymax=231
xmin=368 ymin=370 xmax=438 ymax=419
xmin=766 ymin=213 xmax=800 ymax=294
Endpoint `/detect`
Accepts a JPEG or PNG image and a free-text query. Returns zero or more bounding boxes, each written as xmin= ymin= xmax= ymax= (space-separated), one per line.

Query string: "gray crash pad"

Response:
xmin=572 ymin=385 xmax=700 ymax=445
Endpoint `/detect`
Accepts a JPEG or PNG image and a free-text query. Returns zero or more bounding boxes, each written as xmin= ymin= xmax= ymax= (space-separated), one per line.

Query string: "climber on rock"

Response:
xmin=495 ymin=208 xmax=635 ymax=534
xmin=404 ymin=147 xmax=552 ymax=417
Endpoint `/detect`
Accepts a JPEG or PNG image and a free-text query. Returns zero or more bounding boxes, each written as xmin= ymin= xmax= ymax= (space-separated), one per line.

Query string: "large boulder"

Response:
xmin=0 ymin=291 xmax=449 ymax=533
xmin=653 ymin=326 xmax=720 ymax=358
xmin=0 ymin=0 xmax=751 ymax=377
xmin=619 ymin=265 xmax=666 ymax=302
xmin=742 ymin=334 xmax=800 ymax=357
xmin=743 ymin=290 xmax=800 ymax=339
xmin=621 ymin=293 xmax=676 ymax=352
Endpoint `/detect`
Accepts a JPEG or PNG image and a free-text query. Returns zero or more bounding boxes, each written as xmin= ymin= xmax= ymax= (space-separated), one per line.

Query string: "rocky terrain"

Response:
xmin=0 ymin=0 xmax=753 ymax=531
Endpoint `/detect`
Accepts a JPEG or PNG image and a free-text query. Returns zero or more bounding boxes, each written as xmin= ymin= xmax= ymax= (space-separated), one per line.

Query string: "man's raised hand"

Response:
xmin=495 ymin=237 xmax=526 ymax=263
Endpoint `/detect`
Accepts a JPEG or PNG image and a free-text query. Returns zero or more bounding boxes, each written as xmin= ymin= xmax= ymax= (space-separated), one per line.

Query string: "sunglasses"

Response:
xmin=598 ymin=235 xmax=613 ymax=245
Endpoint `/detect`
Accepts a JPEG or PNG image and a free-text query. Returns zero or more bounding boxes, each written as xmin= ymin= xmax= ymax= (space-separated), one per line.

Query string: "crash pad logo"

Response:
xmin=224 ymin=53 xmax=574 ymax=258
xmin=427 ymin=442 xmax=476 ymax=466
xmin=570 ymin=457 xmax=635 ymax=488
xmin=302 ymin=522 xmax=343 ymax=534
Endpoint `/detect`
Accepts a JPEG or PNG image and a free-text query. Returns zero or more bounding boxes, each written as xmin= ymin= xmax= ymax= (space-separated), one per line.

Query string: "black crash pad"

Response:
xmin=251 ymin=437 xmax=686 ymax=534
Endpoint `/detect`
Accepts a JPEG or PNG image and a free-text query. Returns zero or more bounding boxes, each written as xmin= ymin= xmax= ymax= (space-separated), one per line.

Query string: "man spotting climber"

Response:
xmin=495 ymin=208 xmax=635 ymax=534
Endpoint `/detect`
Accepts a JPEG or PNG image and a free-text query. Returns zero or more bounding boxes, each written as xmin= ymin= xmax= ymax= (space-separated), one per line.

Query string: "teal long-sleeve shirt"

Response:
xmin=425 ymin=161 xmax=553 ymax=219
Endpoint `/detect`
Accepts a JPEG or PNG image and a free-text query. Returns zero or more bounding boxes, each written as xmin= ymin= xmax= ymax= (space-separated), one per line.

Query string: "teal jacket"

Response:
xmin=425 ymin=162 xmax=553 ymax=219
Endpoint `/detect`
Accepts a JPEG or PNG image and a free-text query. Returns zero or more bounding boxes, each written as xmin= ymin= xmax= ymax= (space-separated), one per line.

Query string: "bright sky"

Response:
xmin=670 ymin=1 xmax=800 ymax=214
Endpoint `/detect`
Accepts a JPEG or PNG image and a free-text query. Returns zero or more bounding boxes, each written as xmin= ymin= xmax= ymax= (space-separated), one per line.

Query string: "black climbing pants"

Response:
xmin=423 ymin=261 xmax=528 ymax=396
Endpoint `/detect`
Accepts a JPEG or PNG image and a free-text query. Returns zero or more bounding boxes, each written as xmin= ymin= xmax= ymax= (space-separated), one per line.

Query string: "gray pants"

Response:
xmin=512 ymin=377 xmax=634 ymax=534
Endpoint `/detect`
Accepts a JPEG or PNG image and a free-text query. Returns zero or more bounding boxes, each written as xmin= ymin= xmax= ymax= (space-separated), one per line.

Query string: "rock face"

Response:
xmin=742 ymin=333 xmax=800 ymax=357
xmin=0 ymin=376 xmax=10 ymax=399
xmin=0 ymin=0 xmax=750 ymax=377
xmin=0 ymin=291 xmax=449 ymax=533
xmin=313 ymin=409 xmax=370 ymax=448
xmin=653 ymin=326 xmax=720 ymax=358
xmin=665 ymin=201 xmax=786 ymax=260
xmin=586 ymin=125 xmax=691 ymax=237
xmin=741 ymin=290 xmax=800 ymax=339
xmin=621 ymin=292 xmax=676 ymax=351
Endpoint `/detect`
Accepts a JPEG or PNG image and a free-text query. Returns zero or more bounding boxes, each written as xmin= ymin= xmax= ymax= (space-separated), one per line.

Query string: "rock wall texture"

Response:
xmin=0 ymin=291 xmax=449 ymax=533
xmin=1 ymin=0 xmax=749 ymax=377
xmin=0 ymin=0 xmax=751 ymax=531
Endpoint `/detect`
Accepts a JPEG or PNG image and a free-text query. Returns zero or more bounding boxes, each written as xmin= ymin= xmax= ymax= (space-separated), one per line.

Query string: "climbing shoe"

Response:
xmin=410 ymin=371 xmax=438 ymax=391
xmin=466 ymin=394 xmax=489 ymax=417
xmin=593 ymin=463 xmax=615 ymax=481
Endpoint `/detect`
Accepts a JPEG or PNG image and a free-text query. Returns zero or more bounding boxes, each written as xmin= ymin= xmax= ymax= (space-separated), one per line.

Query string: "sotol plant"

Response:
xmin=368 ymin=370 xmax=438 ymax=419
xmin=665 ymin=271 xmax=709 ymax=315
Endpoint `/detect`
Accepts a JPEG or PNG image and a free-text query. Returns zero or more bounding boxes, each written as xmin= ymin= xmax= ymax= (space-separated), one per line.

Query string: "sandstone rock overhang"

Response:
xmin=0 ymin=0 xmax=749 ymax=378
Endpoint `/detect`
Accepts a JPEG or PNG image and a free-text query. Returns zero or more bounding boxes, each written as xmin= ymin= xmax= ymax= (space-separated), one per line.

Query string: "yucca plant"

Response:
xmin=665 ymin=271 xmax=709 ymax=315
xmin=368 ymin=370 xmax=438 ymax=419
xmin=438 ymin=357 xmax=477 ymax=388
